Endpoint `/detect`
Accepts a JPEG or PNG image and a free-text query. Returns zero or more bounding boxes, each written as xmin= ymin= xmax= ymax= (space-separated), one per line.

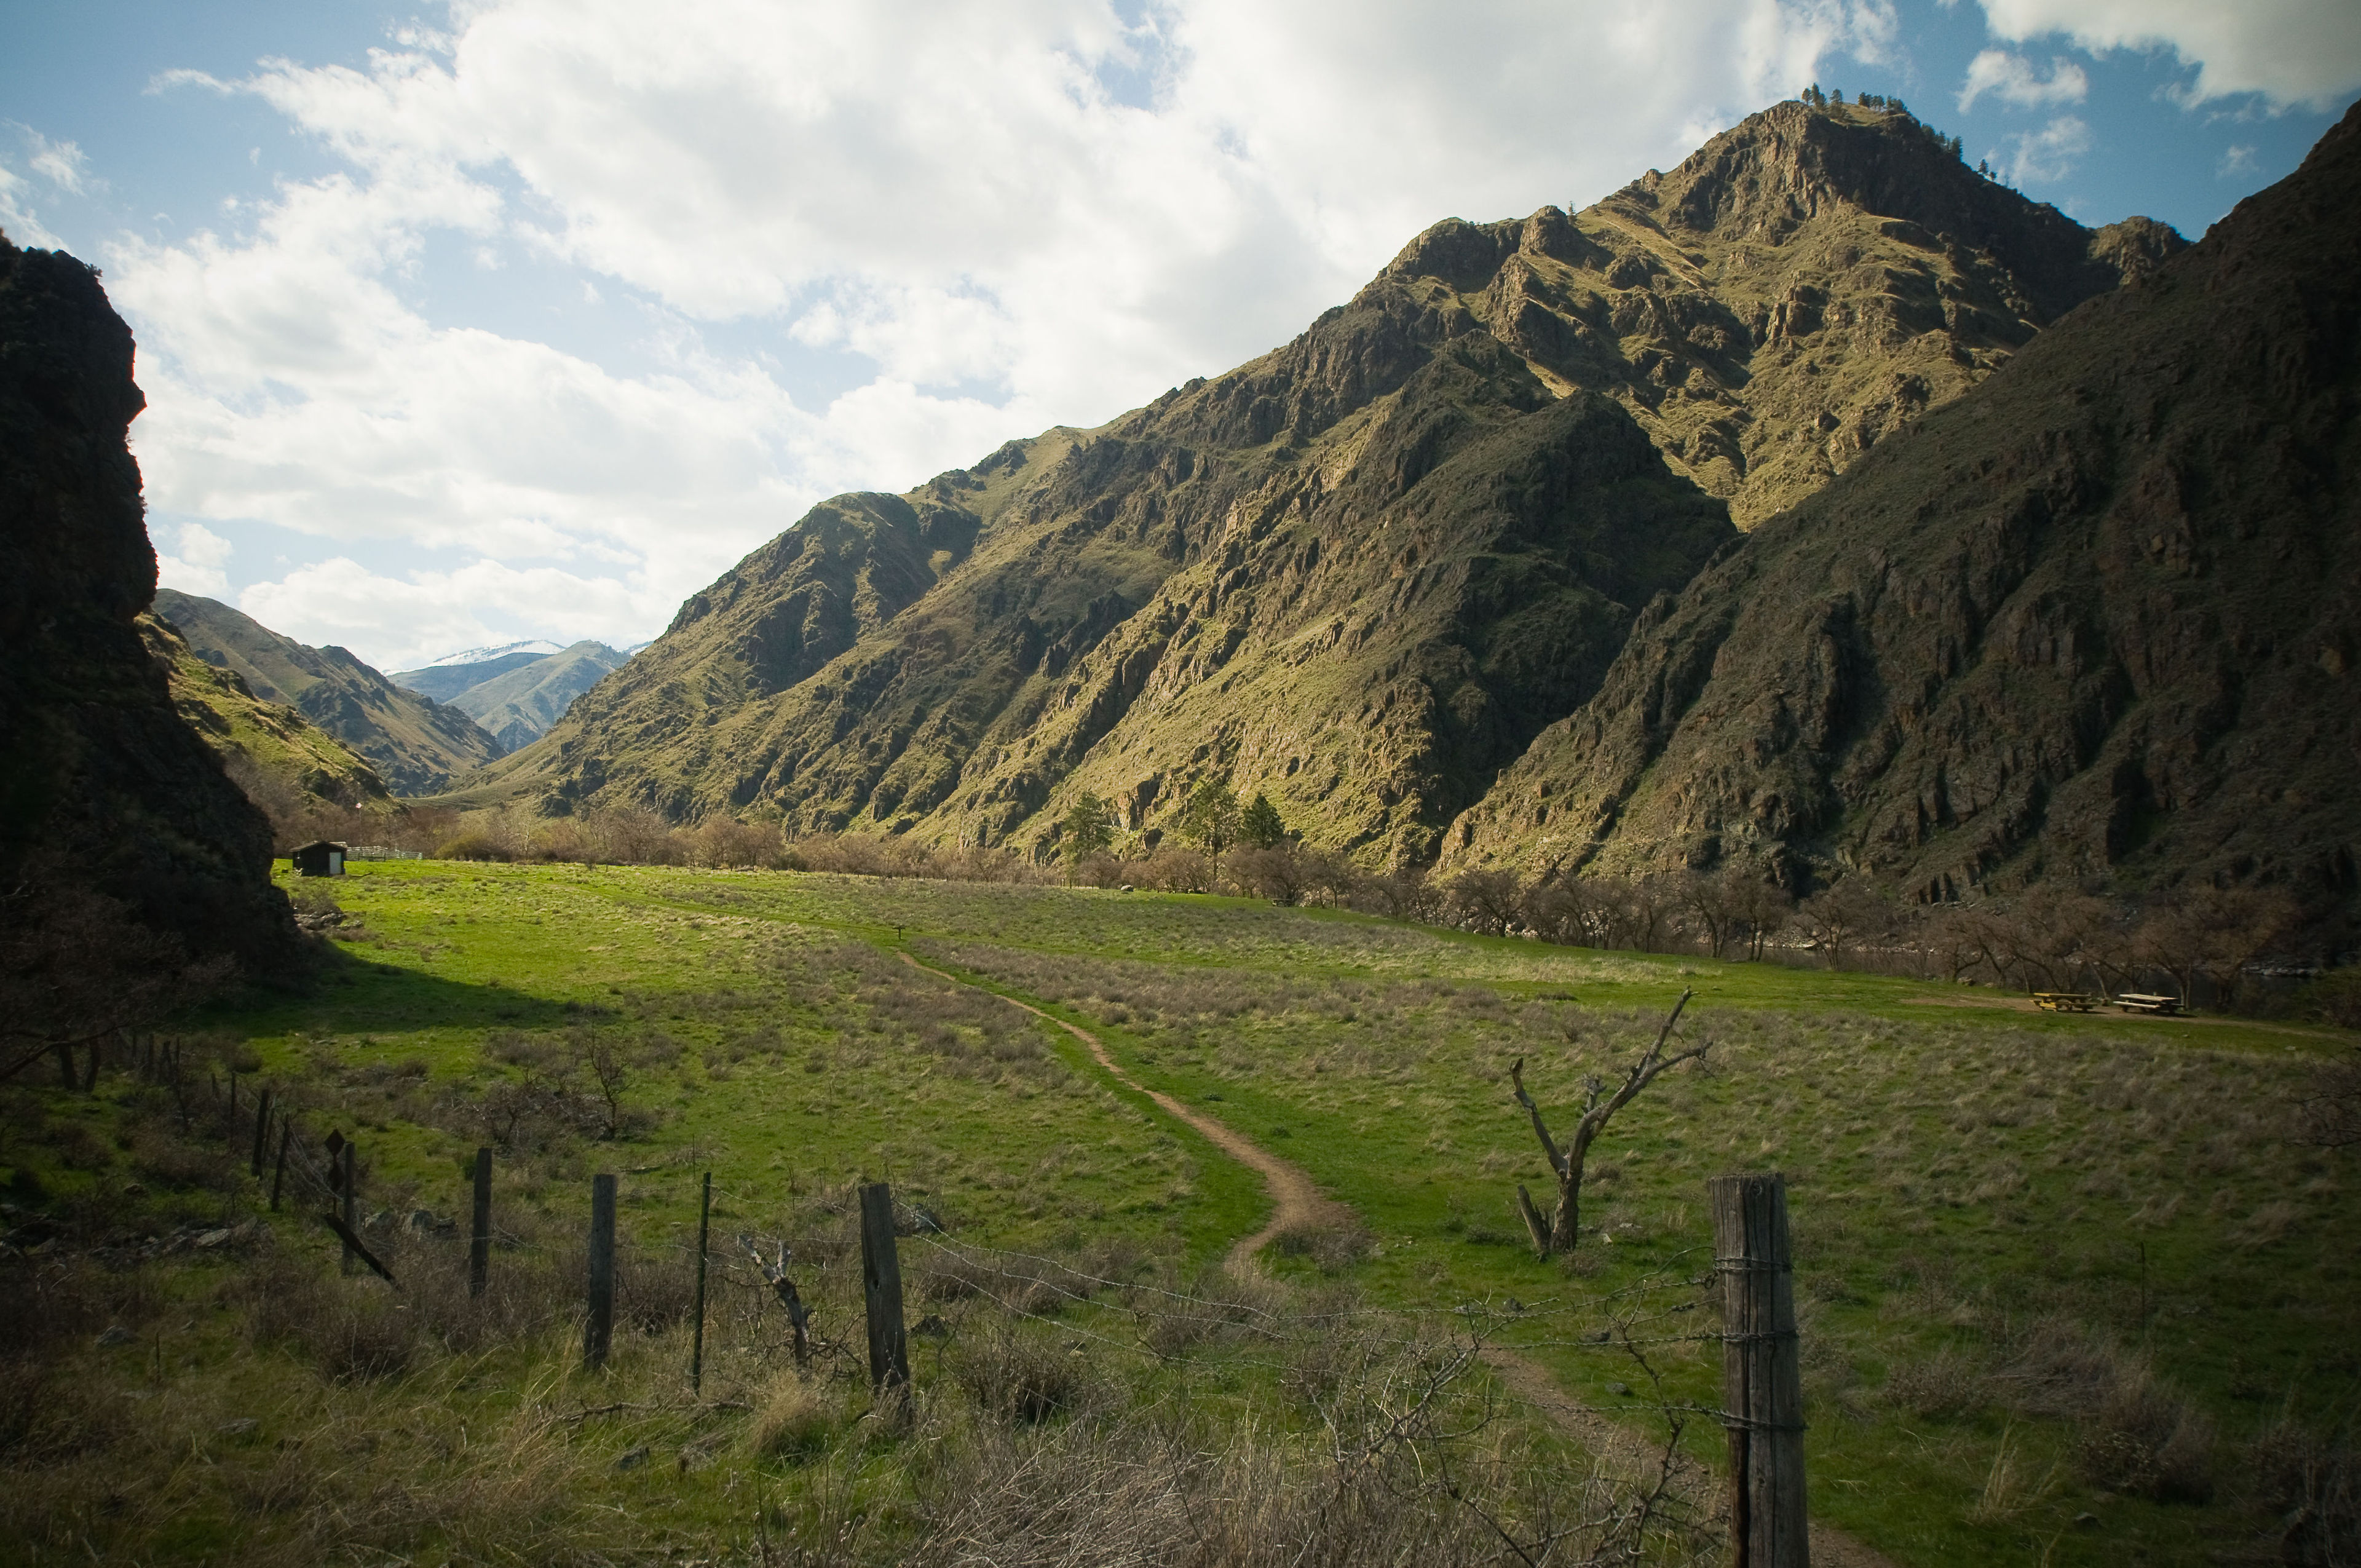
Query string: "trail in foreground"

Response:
xmin=898 ymin=948 xmax=1899 ymax=1568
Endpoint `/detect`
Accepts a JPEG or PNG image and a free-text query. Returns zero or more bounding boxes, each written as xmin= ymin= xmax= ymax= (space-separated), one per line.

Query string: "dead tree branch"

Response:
xmin=1507 ymin=990 xmax=1704 ymax=1255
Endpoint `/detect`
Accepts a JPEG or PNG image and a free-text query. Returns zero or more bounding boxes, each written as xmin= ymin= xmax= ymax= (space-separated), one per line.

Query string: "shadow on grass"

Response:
xmin=195 ymin=940 xmax=610 ymax=1035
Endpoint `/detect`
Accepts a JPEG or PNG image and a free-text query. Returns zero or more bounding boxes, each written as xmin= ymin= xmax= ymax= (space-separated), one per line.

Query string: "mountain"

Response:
xmin=141 ymin=613 xmax=395 ymax=823
xmin=392 ymin=648 xmax=557 ymax=704
xmin=0 ymin=235 xmax=295 ymax=972
xmin=153 ymin=589 xmax=503 ymax=795
xmin=462 ymin=99 xmax=2178 ymax=864
xmin=417 ymin=638 xmax=567 ymax=669
xmin=392 ymin=639 xmax=628 ymax=750
xmin=1441 ymin=99 xmax=2361 ymax=906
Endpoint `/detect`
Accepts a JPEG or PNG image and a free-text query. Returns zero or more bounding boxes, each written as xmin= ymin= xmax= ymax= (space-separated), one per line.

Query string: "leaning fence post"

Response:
xmin=1709 ymin=1172 xmax=1809 ymax=1568
xmin=690 ymin=1171 xmax=712 ymax=1395
xmin=858 ymin=1182 xmax=910 ymax=1398
xmin=470 ymin=1147 xmax=492 ymax=1298
xmin=585 ymin=1173 xmax=617 ymax=1370
xmin=250 ymin=1089 xmax=273 ymax=1179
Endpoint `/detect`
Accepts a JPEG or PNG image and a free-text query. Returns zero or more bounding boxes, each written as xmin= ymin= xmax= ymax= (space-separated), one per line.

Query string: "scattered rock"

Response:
xmin=1607 ymin=1382 xmax=1634 ymax=1398
xmin=96 ymin=1325 xmax=135 ymax=1348
xmin=614 ymin=1446 xmax=651 ymax=1471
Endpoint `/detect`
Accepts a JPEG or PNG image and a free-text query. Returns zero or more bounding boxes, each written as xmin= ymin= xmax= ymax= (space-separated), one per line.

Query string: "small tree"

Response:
xmin=1179 ymin=779 xmax=1241 ymax=855
xmin=1238 ymin=792 xmax=1286 ymax=849
xmin=1062 ymin=792 xmax=1115 ymax=863
xmin=1506 ymin=991 xmax=1707 ymax=1256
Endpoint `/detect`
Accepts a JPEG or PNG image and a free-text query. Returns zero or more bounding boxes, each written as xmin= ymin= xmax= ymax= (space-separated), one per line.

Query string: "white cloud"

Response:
xmin=238 ymin=556 xmax=659 ymax=670
xmin=2218 ymin=143 xmax=2259 ymax=178
xmin=1974 ymin=0 xmax=2361 ymax=111
xmin=1999 ymin=113 xmax=2094 ymax=183
xmin=0 ymin=159 xmax=65 ymax=249
xmin=156 ymin=521 xmax=234 ymax=598
xmin=1958 ymin=49 xmax=2088 ymax=111
xmin=111 ymin=0 xmax=1902 ymax=658
xmin=23 ymin=131 xmax=90 ymax=192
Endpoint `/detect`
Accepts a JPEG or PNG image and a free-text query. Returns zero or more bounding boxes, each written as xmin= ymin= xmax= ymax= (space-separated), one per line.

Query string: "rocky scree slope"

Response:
xmin=477 ymin=100 xmax=2173 ymax=863
xmin=0 ymin=236 xmax=295 ymax=970
xmin=1443 ymin=99 xmax=2361 ymax=906
xmin=156 ymin=588 xmax=502 ymax=793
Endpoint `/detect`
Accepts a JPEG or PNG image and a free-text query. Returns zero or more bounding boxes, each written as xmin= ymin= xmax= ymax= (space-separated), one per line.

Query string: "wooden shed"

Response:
xmin=291 ymin=840 xmax=347 ymax=877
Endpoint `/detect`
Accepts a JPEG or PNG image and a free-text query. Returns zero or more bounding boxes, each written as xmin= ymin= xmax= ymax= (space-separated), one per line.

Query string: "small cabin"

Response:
xmin=290 ymin=840 xmax=347 ymax=877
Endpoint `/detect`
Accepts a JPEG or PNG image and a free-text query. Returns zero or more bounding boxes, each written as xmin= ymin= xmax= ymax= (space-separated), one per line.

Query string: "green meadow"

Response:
xmin=5 ymin=858 xmax=2352 ymax=1566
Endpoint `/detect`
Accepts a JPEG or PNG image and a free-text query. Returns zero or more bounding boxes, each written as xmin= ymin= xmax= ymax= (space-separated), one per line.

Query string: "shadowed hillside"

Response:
xmin=465 ymin=98 xmax=2171 ymax=865
xmin=156 ymin=588 xmax=502 ymax=794
xmin=1443 ymin=99 xmax=2361 ymax=911
xmin=141 ymin=613 xmax=395 ymax=825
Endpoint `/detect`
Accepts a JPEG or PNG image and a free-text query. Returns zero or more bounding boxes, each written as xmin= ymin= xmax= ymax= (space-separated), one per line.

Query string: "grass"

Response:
xmin=4 ymin=858 xmax=2354 ymax=1565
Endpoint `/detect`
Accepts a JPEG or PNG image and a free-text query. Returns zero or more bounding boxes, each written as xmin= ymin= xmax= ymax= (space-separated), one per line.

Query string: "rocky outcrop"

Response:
xmin=0 ymin=236 xmax=295 ymax=972
xmin=1442 ymin=100 xmax=2361 ymax=905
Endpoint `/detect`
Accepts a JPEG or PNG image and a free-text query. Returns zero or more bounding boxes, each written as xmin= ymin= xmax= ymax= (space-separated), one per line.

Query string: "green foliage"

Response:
xmin=1238 ymin=792 xmax=1286 ymax=849
xmin=1062 ymin=791 xmax=1115 ymax=862
xmin=1179 ymin=779 xmax=1240 ymax=855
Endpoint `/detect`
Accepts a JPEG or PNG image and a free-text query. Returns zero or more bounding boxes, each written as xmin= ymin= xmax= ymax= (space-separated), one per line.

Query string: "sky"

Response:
xmin=2 ymin=1 xmax=2355 ymax=673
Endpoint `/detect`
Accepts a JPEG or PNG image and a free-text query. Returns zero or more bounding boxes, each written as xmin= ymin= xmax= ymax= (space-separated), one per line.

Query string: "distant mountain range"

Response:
xmin=391 ymin=641 xmax=630 ymax=753
xmin=152 ymin=591 xmax=636 ymax=789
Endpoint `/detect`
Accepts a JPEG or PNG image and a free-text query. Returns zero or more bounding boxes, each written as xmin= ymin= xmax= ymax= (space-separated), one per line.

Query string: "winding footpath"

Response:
xmin=898 ymin=949 xmax=1897 ymax=1568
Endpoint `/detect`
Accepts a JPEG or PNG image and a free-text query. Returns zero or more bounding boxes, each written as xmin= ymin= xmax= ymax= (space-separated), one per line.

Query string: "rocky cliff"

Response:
xmin=465 ymin=99 xmax=2180 ymax=865
xmin=1442 ymin=100 xmax=2361 ymax=905
xmin=0 ymin=236 xmax=295 ymax=972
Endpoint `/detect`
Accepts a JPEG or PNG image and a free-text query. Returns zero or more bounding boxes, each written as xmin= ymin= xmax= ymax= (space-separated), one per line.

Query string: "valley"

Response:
xmin=5 ymin=860 xmax=2351 ymax=1566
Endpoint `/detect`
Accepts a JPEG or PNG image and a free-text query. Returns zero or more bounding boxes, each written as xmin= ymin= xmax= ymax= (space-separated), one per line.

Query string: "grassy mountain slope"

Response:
xmin=0 ymin=237 xmax=295 ymax=970
xmin=155 ymin=589 xmax=502 ymax=795
xmin=390 ymin=648 xmax=552 ymax=703
xmin=139 ymin=614 xmax=395 ymax=820
xmin=437 ymin=639 xmax=627 ymax=750
xmin=1442 ymin=100 xmax=2361 ymax=905
xmin=470 ymin=99 xmax=2174 ymax=863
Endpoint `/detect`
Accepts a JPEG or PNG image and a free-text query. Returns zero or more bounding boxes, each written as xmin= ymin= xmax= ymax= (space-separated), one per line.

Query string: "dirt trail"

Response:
xmin=899 ymin=950 xmax=1899 ymax=1567
xmin=898 ymin=952 xmax=1349 ymax=1272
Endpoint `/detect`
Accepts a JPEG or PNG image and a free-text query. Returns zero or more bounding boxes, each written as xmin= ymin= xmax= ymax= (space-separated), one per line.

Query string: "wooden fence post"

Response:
xmin=858 ymin=1182 xmax=909 ymax=1398
xmin=585 ymin=1173 xmax=617 ymax=1370
xmin=250 ymin=1089 xmax=272 ymax=1179
xmin=690 ymin=1171 xmax=711 ymax=1395
xmin=1709 ymin=1172 xmax=1809 ymax=1568
xmin=470 ymin=1147 xmax=492 ymax=1299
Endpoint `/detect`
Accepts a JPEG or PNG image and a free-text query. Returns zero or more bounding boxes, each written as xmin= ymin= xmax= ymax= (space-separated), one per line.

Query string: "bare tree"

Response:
xmin=1730 ymin=874 xmax=1793 ymax=961
xmin=2136 ymin=886 xmax=2303 ymax=1008
xmin=1796 ymin=877 xmax=1892 ymax=970
xmin=1448 ymin=870 xmax=1525 ymax=937
xmin=1506 ymin=991 xmax=1708 ymax=1256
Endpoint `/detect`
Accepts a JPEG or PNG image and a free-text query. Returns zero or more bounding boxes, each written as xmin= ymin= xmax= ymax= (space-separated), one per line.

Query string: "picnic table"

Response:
xmin=2032 ymin=992 xmax=2100 ymax=1012
xmin=2114 ymin=992 xmax=2183 ymax=1015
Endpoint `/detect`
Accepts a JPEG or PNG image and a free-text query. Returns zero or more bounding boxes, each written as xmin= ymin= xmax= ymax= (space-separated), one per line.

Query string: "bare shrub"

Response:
xmin=1269 ymin=1219 xmax=1375 ymax=1273
xmin=953 ymin=1318 xmax=1107 ymax=1423
xmin=2244 ymin=1423 xmax=2360 ymax=1567
xmin=1881 ymin=1347 xmax=1987 ymax=1420
xmin=749 ymin=1372 xmax=839 ymax=1459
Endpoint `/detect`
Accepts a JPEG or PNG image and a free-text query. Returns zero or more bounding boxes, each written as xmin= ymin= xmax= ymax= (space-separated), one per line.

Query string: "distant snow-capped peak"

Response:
xmin=421 ymin=638 xmax=566 ymax=668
